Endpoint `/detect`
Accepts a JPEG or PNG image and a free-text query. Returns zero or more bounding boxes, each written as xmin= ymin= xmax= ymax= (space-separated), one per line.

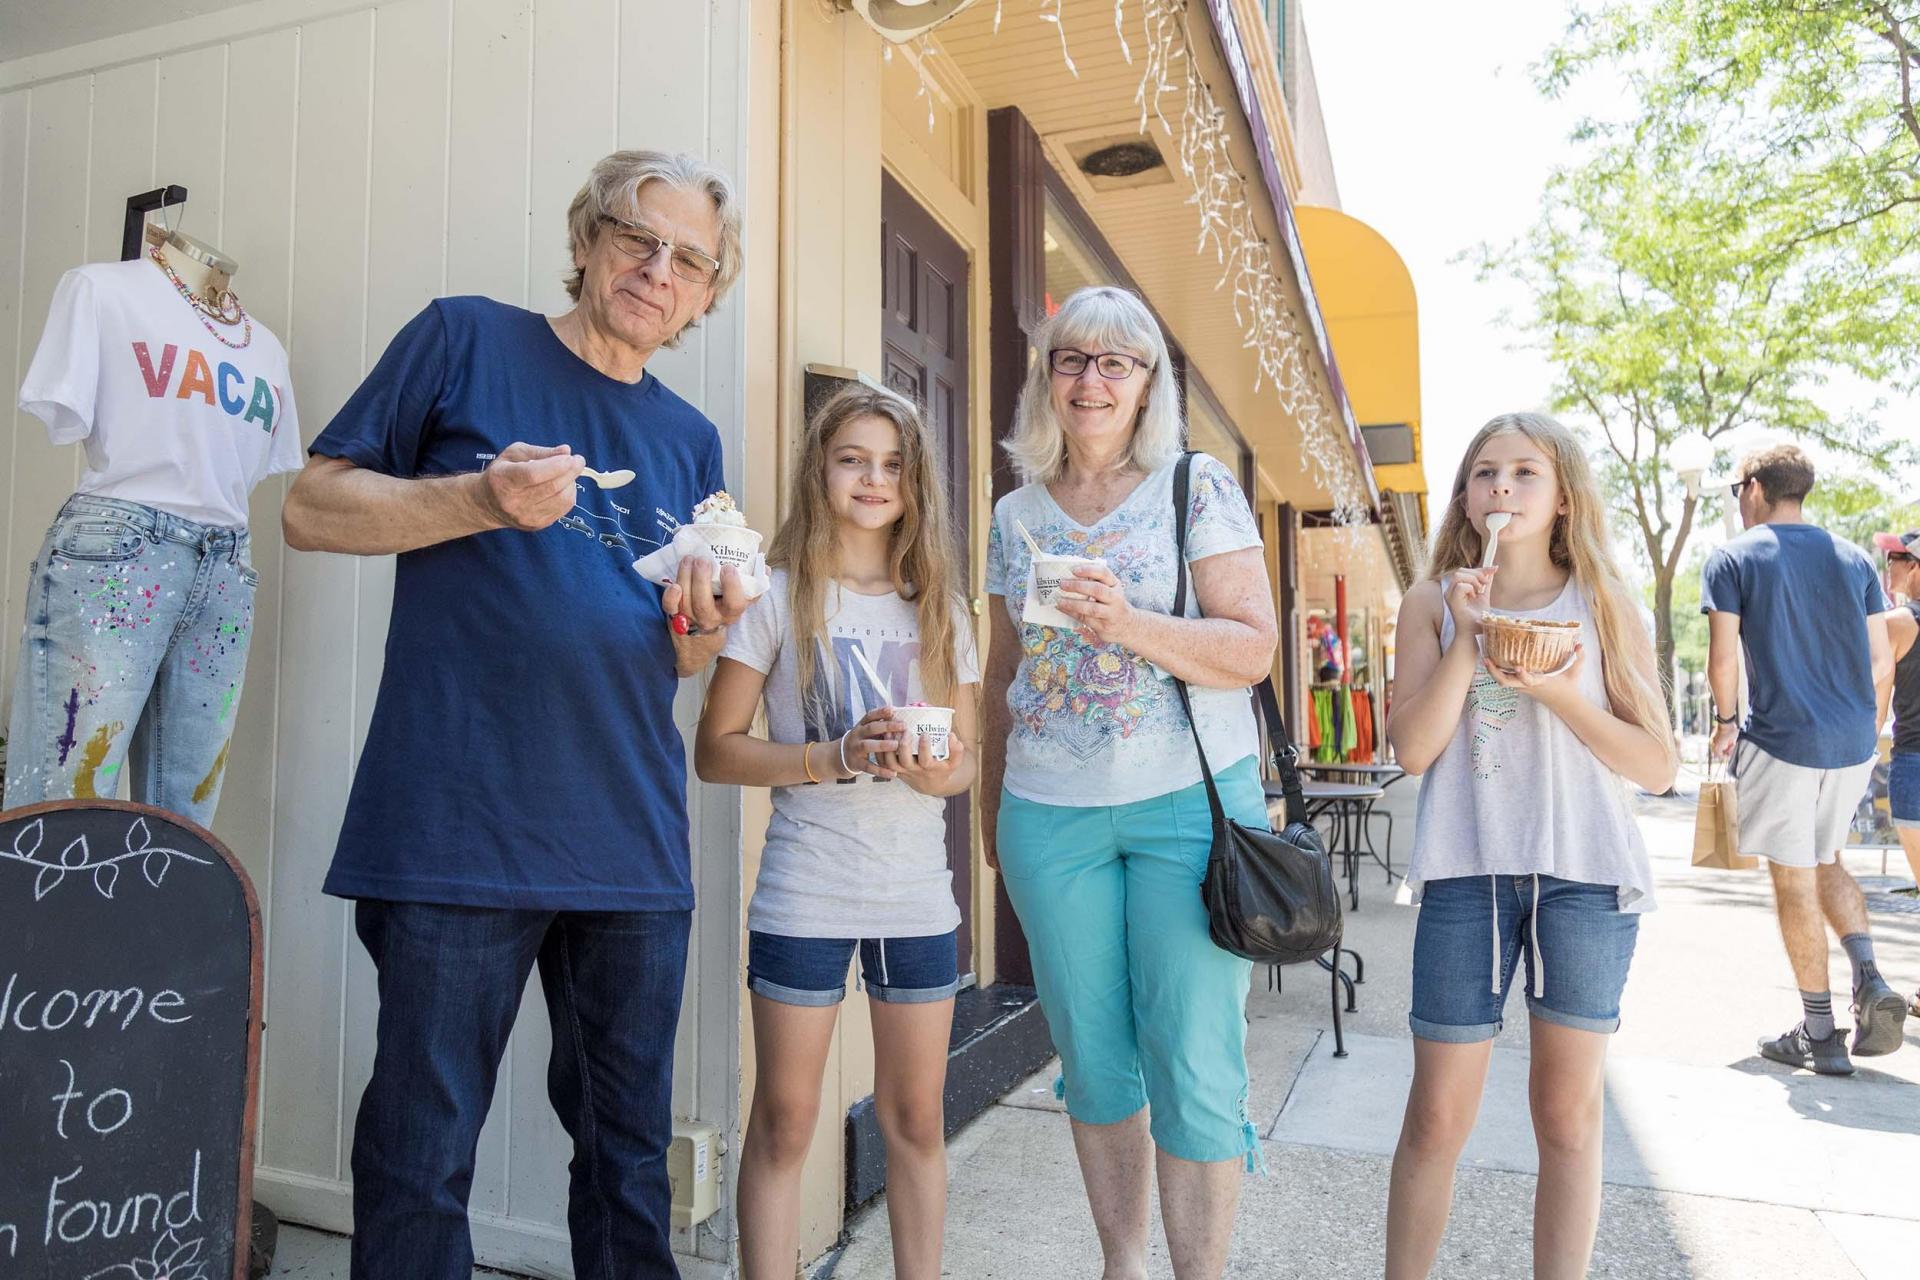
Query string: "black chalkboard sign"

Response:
xmin=0 ymin=800 xmax=261 ymax=1280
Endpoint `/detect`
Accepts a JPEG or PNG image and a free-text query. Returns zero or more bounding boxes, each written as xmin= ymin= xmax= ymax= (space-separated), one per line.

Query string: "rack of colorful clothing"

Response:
xmin=1305 ymin=683 xmax=1379 ymax=764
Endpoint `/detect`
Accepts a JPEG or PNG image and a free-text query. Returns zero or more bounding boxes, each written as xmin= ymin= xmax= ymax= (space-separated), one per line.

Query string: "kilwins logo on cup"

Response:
xmin=690 ymin=490 xmax=763 ymax=578
xmin=899 ymin=703 xmax=955 ymax=761
xmin=1032 ymin=555 xmax=1105 ymax=607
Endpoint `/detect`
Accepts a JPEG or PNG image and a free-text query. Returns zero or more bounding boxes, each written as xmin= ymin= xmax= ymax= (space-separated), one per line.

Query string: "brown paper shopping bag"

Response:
xmin=1692 ymin=762 xmax=1756 ymax=871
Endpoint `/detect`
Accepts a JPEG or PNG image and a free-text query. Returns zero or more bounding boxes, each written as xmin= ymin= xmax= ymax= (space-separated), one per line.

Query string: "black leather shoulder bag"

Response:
xmin=1167 ymin=452 xmax=1344 ymax=965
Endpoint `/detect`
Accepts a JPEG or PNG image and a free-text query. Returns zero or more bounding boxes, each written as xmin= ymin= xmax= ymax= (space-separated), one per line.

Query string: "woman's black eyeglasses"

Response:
xmin=1049 ymin=349 xmax=1150 ymax=379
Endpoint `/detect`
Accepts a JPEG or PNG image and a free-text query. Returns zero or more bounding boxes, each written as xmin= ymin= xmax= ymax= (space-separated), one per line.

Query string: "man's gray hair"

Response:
xmin=1002 ymin=285 xmax=1183 ymax=484
xmin=564 ymin=150 xmax=744 ymax=341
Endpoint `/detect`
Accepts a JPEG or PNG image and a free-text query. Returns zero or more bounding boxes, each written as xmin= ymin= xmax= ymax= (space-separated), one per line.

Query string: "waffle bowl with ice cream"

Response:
xmin=1479 ymin=614 xmax=1581 ymax=674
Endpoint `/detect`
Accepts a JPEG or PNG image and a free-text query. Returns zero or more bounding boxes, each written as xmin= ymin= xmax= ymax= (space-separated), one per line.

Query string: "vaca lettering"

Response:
xmin=127 ymin=341 xmax=277 ymax=431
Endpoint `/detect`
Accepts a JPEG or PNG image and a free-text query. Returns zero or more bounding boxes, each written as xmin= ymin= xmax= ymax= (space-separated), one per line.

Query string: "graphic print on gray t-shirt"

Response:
xmin=800 ymin=628 xmax=922 ymax=779
xmin=723 ymin=571 xmax=977 ymax=938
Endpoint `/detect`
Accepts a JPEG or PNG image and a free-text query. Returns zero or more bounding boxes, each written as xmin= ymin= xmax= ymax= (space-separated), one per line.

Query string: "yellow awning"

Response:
xmin=1295 ymin=206 xmax=1424 ymax=517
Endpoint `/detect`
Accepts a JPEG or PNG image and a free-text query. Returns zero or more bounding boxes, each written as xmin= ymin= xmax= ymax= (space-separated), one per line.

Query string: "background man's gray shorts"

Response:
xmin=1732 ymin=741 xmax=1876 ymax=868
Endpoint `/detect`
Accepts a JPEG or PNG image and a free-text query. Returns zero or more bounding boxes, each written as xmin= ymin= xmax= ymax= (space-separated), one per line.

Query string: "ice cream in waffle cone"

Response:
xmin=1480 ymin=614 xmax=1580 ymax=673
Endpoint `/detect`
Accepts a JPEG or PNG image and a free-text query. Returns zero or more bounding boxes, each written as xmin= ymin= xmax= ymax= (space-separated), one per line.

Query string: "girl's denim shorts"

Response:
xmin=1410 ymin=874 xmax=1639 ymax=1042
xmin=1891 ymin=751 xmax=1920 ymax=828
xmin=747 ymin=929 xmax=960 ymax=1007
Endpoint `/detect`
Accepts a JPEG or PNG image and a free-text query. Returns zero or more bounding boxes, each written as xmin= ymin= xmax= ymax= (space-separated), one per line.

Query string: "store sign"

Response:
xmin=0 ymin=802 xmax=260 ymax=1280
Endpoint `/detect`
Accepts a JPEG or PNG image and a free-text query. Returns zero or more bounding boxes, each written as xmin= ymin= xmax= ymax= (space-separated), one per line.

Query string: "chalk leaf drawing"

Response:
xmin=84 ymin=1228 xmax=210 ymax=1280
xmin=3 ymin=816 xmax=211 ymax=901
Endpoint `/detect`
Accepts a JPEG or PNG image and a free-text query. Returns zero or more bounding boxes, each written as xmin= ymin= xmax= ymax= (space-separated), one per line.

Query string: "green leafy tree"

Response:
xmin=1482 ymin=1 xmax=1920 ymax=716
xmin=1804 ymin=473 xmax=1920 ymax=551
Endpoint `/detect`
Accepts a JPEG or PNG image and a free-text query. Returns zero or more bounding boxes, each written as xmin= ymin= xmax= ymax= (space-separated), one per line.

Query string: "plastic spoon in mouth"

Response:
xmin=1480 ymin=512 xmax=1512 ymax=568
xmin=580 ymin=463 xmax=635 ymax=489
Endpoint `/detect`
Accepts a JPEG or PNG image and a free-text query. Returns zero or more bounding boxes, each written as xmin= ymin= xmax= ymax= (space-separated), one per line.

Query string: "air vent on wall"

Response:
xmin=1063 ymin=131 xmax=1173 ymax=191
xmin=840 ymin=0 xmax=984 ymax=42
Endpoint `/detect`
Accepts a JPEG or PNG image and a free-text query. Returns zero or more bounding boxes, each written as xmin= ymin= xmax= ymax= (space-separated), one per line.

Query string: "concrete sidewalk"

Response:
xmin=826 ymin=775 xmax=1920 ymax=1279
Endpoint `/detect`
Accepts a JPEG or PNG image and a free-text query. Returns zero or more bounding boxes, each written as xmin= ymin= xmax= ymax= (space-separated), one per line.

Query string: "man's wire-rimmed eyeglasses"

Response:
xmin=601 ymin=217 xmax=721 ymax=286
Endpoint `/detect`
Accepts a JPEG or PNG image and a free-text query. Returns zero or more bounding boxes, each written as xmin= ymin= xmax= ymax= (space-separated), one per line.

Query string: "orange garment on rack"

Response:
xmin=1349 ymin=689 xmax=1375 ymax=763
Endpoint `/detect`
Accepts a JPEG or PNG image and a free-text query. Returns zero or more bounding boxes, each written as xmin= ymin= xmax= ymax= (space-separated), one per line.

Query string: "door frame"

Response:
xmin=879 ymin=168 xmax=978 ymax=980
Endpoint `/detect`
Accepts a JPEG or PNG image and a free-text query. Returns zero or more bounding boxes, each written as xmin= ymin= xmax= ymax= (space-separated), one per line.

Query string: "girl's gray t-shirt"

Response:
xmin=723 ymin=570 xmax=977 ymax=938
xmin=1407 ymin=575 xmax=1656 ymax=912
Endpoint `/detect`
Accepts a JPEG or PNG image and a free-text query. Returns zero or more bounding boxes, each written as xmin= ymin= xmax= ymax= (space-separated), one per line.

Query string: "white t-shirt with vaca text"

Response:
xmin=19 ymin=258 xmax=303 ymax=528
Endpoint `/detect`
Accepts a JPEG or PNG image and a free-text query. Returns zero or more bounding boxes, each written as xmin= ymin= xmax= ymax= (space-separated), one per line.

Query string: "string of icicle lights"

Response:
xmin=964 ymin=0 xmax=1373 ymax=523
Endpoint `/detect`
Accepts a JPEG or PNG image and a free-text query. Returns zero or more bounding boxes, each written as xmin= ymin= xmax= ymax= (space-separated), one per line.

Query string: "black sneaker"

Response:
xmin=1759 ymin=1022 xmax=1855 ymax=1076
xmin=1851 ymin=974 xmax=1909 ymax=1057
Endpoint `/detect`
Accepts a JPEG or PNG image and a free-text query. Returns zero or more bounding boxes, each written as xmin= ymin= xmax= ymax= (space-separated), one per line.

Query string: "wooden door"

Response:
xmin=879 ymin=171 xmax=974 ymax=978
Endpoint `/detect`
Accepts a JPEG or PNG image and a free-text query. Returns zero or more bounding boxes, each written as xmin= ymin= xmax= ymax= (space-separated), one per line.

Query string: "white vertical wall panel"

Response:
xmin=265 ymin=6 xmax=374 ymax=1183
xmin=152 ymin=45 xmax=229 ymax=247
xmin=83 ymin=61 xmax=157 ymax=266
xmin=0 ymin=2 xmax=750 ymax=1275
xmin=446 ymin=0 xmax=532 ymax=302
xmin=0 ymin=89 xmax=32 ymax=713
xmin=217 ymin=26 xmax=300 ymax=1062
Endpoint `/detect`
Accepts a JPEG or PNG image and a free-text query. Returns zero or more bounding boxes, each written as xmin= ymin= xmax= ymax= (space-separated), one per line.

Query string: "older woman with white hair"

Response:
xmin=981 ymin=285 xmax=1279 ymax=1278
xmin=283 ymin=149 xmax=749 ymax=1278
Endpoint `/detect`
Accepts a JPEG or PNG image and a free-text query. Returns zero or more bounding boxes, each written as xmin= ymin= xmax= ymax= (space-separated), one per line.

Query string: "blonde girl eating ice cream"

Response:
xmin=1384 ymin=412 xmax=1676 ymax=1280
xmin=695 ymin=384 xmax=977 ymax=1280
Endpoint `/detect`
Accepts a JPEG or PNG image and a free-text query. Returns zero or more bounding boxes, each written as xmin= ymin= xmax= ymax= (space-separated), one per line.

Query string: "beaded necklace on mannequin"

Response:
xmin=144 ymin=222 xmax=252 ymax=350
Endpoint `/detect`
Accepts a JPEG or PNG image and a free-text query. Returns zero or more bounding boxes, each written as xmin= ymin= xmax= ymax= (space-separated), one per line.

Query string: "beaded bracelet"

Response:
xmin=801 ymin=741 xmax=821 ymax=785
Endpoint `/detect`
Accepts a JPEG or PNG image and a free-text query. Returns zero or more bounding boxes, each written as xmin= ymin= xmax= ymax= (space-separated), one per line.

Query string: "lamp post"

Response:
xmin=1666 ymin=432 xmax=1743 ymax=744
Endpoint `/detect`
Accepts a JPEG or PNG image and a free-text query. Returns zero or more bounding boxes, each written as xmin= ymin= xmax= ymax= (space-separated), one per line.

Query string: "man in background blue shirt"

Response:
xmin=1703 ymin=443 xmax=1902 ymax=1077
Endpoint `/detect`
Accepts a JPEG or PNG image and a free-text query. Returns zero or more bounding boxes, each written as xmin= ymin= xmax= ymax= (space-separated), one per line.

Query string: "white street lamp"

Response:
xmin=1668 ymin=432 xmax=1714 ymax=499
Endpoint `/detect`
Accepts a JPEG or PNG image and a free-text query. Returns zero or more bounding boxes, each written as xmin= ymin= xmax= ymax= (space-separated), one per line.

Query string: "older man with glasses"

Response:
xmin=282 ymin=150 xmax=750 ymax=1279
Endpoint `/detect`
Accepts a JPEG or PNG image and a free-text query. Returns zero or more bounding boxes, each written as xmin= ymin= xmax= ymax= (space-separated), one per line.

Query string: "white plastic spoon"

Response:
xmin=849 ymin=643 xmax=891 ymax=706
xmin=580 ymin=464 xmax=635 ymax=489
xmin=847 ymin=643 xmax=901 ymax=780
xmin=1480 ymin=511 xmax=1512 ymax=568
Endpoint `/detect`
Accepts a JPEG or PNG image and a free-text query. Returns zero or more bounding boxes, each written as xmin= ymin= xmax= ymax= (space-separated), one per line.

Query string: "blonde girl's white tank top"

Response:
xmin=1407 ymin=573 xmax=1655 ymax=915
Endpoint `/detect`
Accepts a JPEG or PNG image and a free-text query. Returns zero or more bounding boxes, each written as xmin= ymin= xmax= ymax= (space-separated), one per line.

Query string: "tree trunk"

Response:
xmin=1653 ymin=567 xmax=1677 ymax=729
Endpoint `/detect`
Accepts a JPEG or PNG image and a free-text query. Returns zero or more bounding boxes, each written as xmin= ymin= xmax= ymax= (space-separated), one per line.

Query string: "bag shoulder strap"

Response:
xmin=1168 ymin=452 xmax=1309 ymax=829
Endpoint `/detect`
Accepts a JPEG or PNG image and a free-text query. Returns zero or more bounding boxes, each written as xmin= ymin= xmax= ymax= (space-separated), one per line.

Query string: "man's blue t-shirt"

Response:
xmin=312 ymin=297 xmax=724 ymax=910
xmin=1700 ymin=524 xmax=1887 ymax=770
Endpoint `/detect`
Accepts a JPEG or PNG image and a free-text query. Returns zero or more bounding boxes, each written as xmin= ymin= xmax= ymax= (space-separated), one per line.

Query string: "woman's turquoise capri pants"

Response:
xmin=995 ymin=755 xmax=1265 ymax=1166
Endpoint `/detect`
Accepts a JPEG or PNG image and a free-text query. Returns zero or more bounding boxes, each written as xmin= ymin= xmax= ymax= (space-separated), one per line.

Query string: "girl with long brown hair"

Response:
xmin=695 ymin=384 xmax=977 ymax=1279
xmin=1384 ymin=412 xmax=1676 ymax=1279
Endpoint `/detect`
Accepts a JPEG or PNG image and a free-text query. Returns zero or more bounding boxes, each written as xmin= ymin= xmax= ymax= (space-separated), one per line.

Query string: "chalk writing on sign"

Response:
xmin=0 ymin=804 xmax=257 ymax=1280
xmin=0 ymin=815 xmax=211 ymax=901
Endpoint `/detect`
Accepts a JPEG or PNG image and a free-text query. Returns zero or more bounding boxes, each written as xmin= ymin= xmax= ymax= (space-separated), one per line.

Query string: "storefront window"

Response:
xmin=1186 ymin=383 xmax=1250 ymax=481
xmin=1043 ymin=194 xmax=1107 ymax=316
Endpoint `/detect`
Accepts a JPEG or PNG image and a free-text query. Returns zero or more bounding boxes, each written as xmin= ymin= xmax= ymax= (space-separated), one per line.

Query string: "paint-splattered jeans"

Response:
xmin=4 ymin=495 xmax=256 ymax=827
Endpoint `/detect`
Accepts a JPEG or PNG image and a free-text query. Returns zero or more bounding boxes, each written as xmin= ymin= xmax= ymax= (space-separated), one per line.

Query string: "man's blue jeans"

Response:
xmin=349 ymin=900 xmax=691 ymax=1279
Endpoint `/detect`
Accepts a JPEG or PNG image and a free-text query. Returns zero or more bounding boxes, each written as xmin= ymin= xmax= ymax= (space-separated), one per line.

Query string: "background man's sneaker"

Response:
xmin=1851 ymin=975 xmax=1909 ymax=1057
xmin=1759 ymin=1022 xmax=1855 ymax=1075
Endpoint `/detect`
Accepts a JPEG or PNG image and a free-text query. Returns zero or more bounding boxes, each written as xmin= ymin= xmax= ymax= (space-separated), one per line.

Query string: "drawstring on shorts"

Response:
xmin=1489 ymin=874 xmax=1547 ymax=999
